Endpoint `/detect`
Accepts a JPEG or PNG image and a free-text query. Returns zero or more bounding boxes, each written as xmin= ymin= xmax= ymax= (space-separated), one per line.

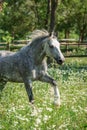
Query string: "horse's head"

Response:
xmin=43 ymin=34 xmax=65 ymax=65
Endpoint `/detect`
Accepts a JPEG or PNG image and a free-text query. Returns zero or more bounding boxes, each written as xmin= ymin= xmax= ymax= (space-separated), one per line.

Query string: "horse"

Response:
xmin=0 ymin=30 xmax=65 ymax=106
xmin=0 ymin=50 xmax=14 ymax=57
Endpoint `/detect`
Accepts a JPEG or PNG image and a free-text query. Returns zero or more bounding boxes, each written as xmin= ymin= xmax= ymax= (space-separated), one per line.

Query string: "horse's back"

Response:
xmin=0 ymin=50 xmax=14 ymax=58
xmin=0 ymin=51 xmax=21 ymax=81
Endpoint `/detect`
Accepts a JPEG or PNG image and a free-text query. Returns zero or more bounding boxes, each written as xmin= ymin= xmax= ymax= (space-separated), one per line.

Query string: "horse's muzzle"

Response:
xmin=55 ymin=58 xmax=65 ymax=65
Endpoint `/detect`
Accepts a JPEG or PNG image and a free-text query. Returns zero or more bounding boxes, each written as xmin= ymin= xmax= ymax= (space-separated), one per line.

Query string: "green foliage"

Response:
xmin=0 ymin=0 xmax=87 ymax=40
xmin=0 ymin=0 xmax=36 ymax=39
xmin=61 ymin=44 xmax=87 ymax=56
xmin=0 ymin=58 xmax=87 ymax=130
xmin=56 ymin=0 xmax=87 ymax=40
xmin=2 ymin=31 xmax=13 ymax=43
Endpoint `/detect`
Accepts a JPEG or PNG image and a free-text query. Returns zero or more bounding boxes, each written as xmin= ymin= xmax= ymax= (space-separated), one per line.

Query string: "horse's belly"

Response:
xmin=9 ymin=75 xmax=23 ymax=83
xmin=1 ymin=72 xmax=23 ymax=83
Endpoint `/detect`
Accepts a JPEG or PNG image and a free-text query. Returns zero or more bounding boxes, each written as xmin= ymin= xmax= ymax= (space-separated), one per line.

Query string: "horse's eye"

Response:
xmin=49 ymin=45 xmax=54 ymax=49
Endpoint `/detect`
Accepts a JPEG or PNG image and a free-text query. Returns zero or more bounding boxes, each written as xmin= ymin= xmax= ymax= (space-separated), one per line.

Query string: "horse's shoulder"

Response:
xmin=37 ymin=59 xmax=47 ymax=72
xmin=42 ymin=59 xmax=47 ymax=66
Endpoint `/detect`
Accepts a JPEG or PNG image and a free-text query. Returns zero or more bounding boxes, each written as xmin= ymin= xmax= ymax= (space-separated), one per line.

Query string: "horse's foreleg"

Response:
xmin=40 ymin=74 xmax=61 ymax=106
xmin=23 ymin=79 xmax=34 ymax=103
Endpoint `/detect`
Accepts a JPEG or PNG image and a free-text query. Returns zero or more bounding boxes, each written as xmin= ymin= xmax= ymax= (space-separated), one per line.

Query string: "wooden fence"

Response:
xmin=60 ymin=43 xmax=87 ymax=57
xmin=0 ymin=40 xmax=87 ymax=57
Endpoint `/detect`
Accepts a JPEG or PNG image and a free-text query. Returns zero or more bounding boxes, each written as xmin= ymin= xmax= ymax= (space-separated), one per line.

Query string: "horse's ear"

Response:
xmin=49 ymin=31 xmax=54 ymax=37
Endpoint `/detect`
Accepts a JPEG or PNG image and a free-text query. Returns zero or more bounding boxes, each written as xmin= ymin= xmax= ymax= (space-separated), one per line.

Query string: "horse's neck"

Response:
xmin=33 ymin=48 xmax=46 ymax=65
xmin=30 ymin=41 xmax=46 ymax=64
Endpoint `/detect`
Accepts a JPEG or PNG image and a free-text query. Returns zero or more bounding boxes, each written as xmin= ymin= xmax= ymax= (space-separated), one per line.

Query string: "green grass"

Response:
xmin=61 ymin=45 xmax=87 ymax=56
xmin=0 ymin=58 xmax=87 ymax=130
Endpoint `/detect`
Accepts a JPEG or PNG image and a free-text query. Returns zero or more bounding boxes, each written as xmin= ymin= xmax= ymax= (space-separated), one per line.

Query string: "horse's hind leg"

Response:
xmin=0 ymin=81 xmax=7 ymax=91
xmin=0 ymin=81 xmax=7 ymax=99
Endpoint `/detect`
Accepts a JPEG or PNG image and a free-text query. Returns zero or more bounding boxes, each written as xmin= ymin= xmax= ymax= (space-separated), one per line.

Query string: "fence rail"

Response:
xmin=0 ymin=40 xmax=87 ymax=57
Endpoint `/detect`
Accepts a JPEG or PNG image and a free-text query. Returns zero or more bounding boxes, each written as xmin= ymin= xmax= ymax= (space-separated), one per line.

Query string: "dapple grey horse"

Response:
xmin=0 ymin=50 xmax=14 ymax=57
xmin=0 ymin=30 xmax=65 ymax=106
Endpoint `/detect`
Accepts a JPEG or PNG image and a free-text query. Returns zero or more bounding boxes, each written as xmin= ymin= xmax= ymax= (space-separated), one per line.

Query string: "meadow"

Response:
xmin=0 ymin=58 xmax=87 ymax=130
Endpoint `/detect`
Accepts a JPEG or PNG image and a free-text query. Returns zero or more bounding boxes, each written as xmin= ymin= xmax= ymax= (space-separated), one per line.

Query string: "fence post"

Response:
xmin=66 ymin=44 xmax=68 ymax=55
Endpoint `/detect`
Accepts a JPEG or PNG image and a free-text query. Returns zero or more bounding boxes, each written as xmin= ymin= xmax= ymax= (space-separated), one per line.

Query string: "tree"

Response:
xmin=49 ymin=0 xmax=58 ymax=33
xmin=74 ymin=0 xmax=87 ymax=42
xmin=56 ymin=0 xmax=76 ymax=38
xmin=32 ymin=0 xmax=58 ymax=33
xmin=0 ymin=0 xmax=36 ymax=39
xmin=0 ymin=0 xmax=87 ymax=41
xmin=31 ymin=0 xmax=47 ymax=29
xmin=0 ymin=0 xmax=4 ymax=11
xmin=56 ymin=0 xmax=87 ymax=41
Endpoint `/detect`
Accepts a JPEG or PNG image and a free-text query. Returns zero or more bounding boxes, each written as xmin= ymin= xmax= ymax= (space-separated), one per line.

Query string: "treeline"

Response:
xmin=0 ymin=0 xmax=87 ymax=42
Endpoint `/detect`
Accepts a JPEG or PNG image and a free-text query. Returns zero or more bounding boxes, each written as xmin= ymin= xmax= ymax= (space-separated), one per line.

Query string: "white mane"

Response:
xmin=21 ymin=30 xmax=49 ymax=51
xmin=29 ymin=30 xmax=49 ymax=41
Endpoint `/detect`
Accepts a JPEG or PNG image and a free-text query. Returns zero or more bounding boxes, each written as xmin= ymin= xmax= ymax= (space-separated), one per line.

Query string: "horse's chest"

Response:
xmin=31 ymin=65 xmax=47 ymax=80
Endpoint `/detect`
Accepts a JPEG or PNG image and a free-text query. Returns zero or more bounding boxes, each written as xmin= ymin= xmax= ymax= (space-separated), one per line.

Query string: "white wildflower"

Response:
xmin=16 ymin=115 xmax=29 ymax=121
xmin=14 ymin=121 xmax=18 ymax=126
xmin=36 ymin=118 xmax=41 ymax=125
xmin=52 ymin=125 xmax=56 ymax=129
xmin=43 ymin=115 xmax=51 ymax=123
xmin=37 ymin=107 xmax=43 ymax=113
xmin=8 ymin=106 xmax=16 ymax=113
xmin=46 ymin=107 xmax=53 ymax=112
xmin=30 ymin=107 xmax=38 ymax=117
xmin=84 ymin=107 xmax=87 ymax=113
xmin=71 ymin=106 xmax=78 ymax=112
xmin=59 ymin=122 xmax=68 ymax=130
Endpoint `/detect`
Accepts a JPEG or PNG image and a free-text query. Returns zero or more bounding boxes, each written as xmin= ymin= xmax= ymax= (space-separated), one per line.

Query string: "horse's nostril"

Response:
xmin=59 ymin=60 xmax=62 ymax=63
xmin=59 ymin=58 xmax=65 ymax=64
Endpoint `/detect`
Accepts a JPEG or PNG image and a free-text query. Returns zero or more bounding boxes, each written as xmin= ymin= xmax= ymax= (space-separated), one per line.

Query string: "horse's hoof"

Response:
xmin=31 ymin=100 xmax=34 ymax=104
xmin=54 ymin=100 xmax=61 ymax=107
xmin=54 ymin=103 xmax=61 ymax=107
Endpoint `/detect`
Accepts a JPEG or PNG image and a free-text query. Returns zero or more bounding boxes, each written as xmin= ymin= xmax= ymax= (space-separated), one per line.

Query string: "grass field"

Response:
xmin=0 ymin=58 xmax=87 ymax=130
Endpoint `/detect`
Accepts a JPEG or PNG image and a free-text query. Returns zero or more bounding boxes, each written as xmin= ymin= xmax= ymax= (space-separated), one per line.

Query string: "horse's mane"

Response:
xmin=21 ymin=30 xmax=49 ymax=51
xmin=29 ymin=30 xmax=49 ymax=42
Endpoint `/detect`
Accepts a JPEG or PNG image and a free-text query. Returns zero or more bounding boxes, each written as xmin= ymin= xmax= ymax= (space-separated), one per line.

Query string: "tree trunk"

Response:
xmin=79 ymin=23 xmax=86 ymax=43
xmin=6 ymin=43 xmax=10 ymax=50
xmin=79 ymin=30 xmax=85 ymax=43
xmin=65 ymin=29 xmax=70 ymax=39
xmin=78 ymin=10 xmax=86 ymax=43
xmin=49 ymin=0 xmax=58 ymax=34
xmin=45 ymin=0 xmax=51 ymax=30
